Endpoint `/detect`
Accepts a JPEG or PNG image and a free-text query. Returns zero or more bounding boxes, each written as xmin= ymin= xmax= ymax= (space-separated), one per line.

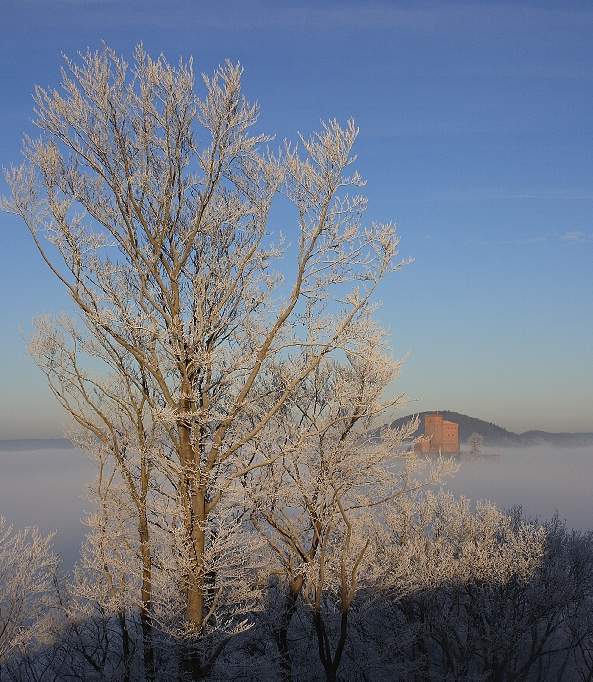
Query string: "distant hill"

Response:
xmin=387 ymin=411 xmax=593 ymax=448
xmin=2 ymin=419 xmax=593 ymax=451
xmin=0 ymin=438 xmax=74 ymax=451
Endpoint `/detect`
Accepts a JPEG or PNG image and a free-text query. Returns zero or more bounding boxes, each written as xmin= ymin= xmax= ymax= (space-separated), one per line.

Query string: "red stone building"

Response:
xmin=415 ymin=413 xmax=459 ymax=454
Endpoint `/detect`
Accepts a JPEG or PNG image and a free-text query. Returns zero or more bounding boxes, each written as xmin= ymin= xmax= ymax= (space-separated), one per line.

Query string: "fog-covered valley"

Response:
xmin=446 ymin=445 xmax=593 ymax=530
xmin=2 ymin=442 xmax=593 ymax=570
xmin=0 ymin=443 xmax=94 ymax=567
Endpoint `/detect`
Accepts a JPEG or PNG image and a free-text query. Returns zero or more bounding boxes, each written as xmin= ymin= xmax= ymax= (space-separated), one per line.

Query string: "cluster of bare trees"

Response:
xmin=4 ymin=500 xmax=593 ymax=681
xmin=2 ymin=45 xmax=593 ymax=681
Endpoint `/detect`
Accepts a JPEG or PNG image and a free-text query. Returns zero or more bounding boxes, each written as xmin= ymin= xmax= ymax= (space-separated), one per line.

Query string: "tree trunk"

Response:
xmin=275 ymin=577 xmax=304 ymax=681
xmin=186 ymin=486 xmax=206 ymax=628
xmin=312 ymin=607 xmax=349 ymax=682
xmin=182 ymin=479 xmax=207 ymax=680
xmin=118 ymin=609 xmax=131 ymax=682
xmin=181 ymin=645 xmax=205 ymax=681
xmin=139 ymin=514 xmax=156 ymax=682
xmin=178 ymin=421 xmax=207 ymax=632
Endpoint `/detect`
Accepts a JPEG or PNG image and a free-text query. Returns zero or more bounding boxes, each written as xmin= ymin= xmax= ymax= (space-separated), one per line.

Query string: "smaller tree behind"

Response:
xmin=468 ymin=432 xmax=484 ymax=455
xmin=0 ymin=516 xmax=58 ymax=669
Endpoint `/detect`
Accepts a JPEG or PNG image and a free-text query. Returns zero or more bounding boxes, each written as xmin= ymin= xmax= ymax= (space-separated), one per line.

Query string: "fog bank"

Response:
xmin=1 ymin=443 xmax=593 ymax=569
xmin=444 ymin=445 xmax=593 ymax=529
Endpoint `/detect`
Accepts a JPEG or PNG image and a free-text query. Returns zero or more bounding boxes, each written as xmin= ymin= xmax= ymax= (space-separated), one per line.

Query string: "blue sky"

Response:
xmin=0 ymin=0 xmax=592 ymax=437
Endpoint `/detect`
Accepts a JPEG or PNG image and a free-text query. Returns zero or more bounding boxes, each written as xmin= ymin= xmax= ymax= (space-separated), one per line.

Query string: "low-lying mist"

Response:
xmin=0 ymin=444 xmax=94 ymax=566
xmin=445 ymin=444 xmax=593 ymax=529
xmin=1 ymin=443 xmax=593 ymax=568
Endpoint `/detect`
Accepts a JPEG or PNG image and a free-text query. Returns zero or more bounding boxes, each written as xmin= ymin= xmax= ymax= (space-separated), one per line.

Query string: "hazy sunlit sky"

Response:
xmin=0 ymin=0 xmax=592 ymax=438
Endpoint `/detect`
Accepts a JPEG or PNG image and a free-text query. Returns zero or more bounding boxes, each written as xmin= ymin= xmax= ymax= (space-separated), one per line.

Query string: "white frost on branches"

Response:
xmin=0 ymin=516 xmax=58 ymax=664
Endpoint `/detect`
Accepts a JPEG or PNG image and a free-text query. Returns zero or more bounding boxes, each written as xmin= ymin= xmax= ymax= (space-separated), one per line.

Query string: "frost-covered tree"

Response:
xmin=468 ymin=432 xmax=484 ymax=455
xmin=5 ymin=42 xmax=593 ymax=682
xmin=2 ymin=44 xmax=403 ymax=677
xmin=0 ymin=516 xmax=58 ymax=671
xmin=245 ymin=324 xmax=453 ymax=680
xmin=368 ymin=494 xmax=593 ymax=681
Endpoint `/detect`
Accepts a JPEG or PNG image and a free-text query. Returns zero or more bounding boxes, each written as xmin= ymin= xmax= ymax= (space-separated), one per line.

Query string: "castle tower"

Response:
xmin=424 ymin=413 xmax=443 ymax=449
xmin=420 ymin=413 xmax=459 ymax=454
xmin=440 ymin=419 xmax=459 ymax=453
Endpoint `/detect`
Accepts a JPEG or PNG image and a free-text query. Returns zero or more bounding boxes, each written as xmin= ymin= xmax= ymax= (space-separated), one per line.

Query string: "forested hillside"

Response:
xmin=389 ymin=411 xmax=593 ymax=447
